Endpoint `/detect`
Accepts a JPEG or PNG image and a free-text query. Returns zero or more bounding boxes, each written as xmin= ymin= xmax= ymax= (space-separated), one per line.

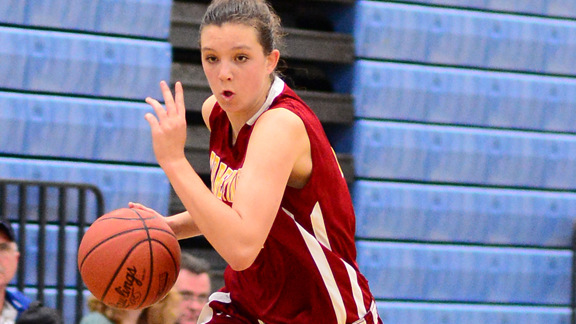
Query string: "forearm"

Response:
xmin=162 ymin=157 xmax=261 ymax=270
xmin=165 ymin=211 xmax=201 ymax=239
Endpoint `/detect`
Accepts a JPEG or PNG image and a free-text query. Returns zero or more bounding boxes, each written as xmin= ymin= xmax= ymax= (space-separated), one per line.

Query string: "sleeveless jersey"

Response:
xmin=208 ymin=77 xmax=377 ymax=324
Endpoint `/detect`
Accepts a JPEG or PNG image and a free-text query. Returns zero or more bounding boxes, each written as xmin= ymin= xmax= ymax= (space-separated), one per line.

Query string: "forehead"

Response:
xmin=175 ymin=270 xmax=211 ymax=292
xmin=200 ymin=22 xmax=261 ymax=51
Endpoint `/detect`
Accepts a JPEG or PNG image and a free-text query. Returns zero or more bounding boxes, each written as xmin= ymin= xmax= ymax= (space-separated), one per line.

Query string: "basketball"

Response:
xmin=77 ymin=208 xmax=181 ymax=310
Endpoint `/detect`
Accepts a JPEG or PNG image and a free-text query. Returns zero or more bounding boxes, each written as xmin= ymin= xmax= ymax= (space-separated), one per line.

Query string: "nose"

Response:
xmin=218 ymin=60 xmax=233 ymax=81
xmin=190 ymin=299 xmax=205 ymax=311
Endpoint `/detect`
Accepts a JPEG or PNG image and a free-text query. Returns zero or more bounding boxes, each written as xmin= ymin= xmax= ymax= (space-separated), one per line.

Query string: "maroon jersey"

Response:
xmin=206 ymin=78 xmax=380 ymax=324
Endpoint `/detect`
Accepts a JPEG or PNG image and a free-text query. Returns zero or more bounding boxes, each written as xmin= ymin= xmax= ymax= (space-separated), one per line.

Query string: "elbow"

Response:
xmin=227 ymin=246 xmax=260 ymax=271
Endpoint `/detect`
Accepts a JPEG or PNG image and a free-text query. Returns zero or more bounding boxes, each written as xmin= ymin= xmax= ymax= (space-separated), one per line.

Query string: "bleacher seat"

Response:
xmin=0 ymin=26 xmax=171 ymax=99
xmin=0 ymin=157 xmax=170 ymax=217
xmin=357 ymin=241 xmax=572 ymax=305
xmin=0 ymin=0 xmax=172 ymax=39
xmin=0 ymin=91 xmax=156 ymax=163
xmin=353 ymin=120 xmax=576 ymax=189
xmin=353 ymin=61 xmax=576 ymax=132
xmin=354 ymin=1 xmax=576 ymax=75
xmin=353 ymin=181 xmax=576 ymax=247
xmin=398 ymin=0 xmax=576 ymax=19
xmin=12 ymin=224 xmax=79 ymax=287
xmin=376 ymin=302 xmax=571 ymax=324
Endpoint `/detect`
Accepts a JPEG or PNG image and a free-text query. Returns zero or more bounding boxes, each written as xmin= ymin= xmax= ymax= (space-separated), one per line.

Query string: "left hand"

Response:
xmin=145 ymin=81 xmax=188 ymax=167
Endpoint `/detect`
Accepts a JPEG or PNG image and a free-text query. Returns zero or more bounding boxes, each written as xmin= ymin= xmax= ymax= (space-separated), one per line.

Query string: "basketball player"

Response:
xmin=140 ymin=0 xmax=382 ymax=322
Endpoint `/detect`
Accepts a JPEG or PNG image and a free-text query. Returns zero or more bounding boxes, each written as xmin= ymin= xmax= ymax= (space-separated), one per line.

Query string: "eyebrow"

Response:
xmin=201 ymin=45 xmax=253 ymax=52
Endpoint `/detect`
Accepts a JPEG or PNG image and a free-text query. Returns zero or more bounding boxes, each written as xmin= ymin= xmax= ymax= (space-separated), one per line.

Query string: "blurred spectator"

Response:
xmin=175 ymin=253 xmax=211 ymax=324
xmin=79 ymin=288 xmax=180 ymax=324
xmin=16 ymin=301 xmax=63 ymax=324
xmin=0 ymin=220 xmax=31 ymax=323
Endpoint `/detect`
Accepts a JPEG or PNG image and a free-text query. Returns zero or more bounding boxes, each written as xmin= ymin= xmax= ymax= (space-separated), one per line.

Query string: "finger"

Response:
xmin=145 ymin=97 xmax=167 ymax=121
xmin=175 ymin=81 xmax=186 ymax=117
xmin=144 ymin=112 xmax=160 ymax=130
xmin=160 ymin=81 xmax=177 ymax=117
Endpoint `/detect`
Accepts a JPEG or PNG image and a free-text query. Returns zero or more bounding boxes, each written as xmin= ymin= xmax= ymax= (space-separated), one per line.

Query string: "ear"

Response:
xmin=266 ymin=49 xmax=280 ymax=74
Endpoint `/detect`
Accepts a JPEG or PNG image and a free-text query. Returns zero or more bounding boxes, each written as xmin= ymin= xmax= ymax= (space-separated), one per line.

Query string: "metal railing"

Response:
xmin=0 ymin=179 xmax=104 ymax=324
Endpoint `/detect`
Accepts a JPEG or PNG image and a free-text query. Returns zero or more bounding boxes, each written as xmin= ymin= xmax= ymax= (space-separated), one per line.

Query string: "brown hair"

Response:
xmin=200 ymin=0 xmax=284 ymax=55
xmin=86 ymin=289 xmax=181 ymax=324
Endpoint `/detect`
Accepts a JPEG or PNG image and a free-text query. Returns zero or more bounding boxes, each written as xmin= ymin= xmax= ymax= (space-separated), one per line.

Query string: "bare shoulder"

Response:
xmin=254 ymin=107 xmax=306 ymax=136
xmin=201 ymin=95 xmax=218 ymax=131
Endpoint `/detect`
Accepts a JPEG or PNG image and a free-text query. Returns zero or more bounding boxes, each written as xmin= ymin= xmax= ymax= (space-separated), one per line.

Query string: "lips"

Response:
xmin=222 ymin=90 xmax=235 ymax=99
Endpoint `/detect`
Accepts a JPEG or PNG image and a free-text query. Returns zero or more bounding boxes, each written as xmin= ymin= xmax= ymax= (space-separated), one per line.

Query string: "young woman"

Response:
xmin=139 ymin=0 xmax=382 ymax=323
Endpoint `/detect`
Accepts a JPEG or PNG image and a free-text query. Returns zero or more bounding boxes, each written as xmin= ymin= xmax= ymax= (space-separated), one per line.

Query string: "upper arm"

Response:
xmin=231 ymin=108 xmax=310 ymax=248
xmin=201 ymin=95 xmax=217 ymax=132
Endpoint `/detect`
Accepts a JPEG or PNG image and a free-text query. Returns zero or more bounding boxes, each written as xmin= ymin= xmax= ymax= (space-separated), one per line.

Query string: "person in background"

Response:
xmin=0 ymin=220 xmax=31 ymax=323
xmin=79 ymin=288 xmax=180 ymax=324
xmin=15 ymin=301 xmax=63 ymax=324
xmin=175 ymin=252 xmax=212 ymax=324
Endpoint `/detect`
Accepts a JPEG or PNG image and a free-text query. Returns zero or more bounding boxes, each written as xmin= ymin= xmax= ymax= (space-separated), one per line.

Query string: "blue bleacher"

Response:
xmin=357 ymin=241 xmax=572 ymax=305
xmin=376 ymin=302 xmax=571 ymax=324
xmin=353 ymin=61 xmax=576 ymax=132
xmin=398 ymin=0 xmax=576 ymax=19
xmin=12 ymin=224 xmax=79 ymax=287
xmin=0 ymin=0 xmax=172 ymax=39
xmin=353 ymin=181 xmax=576 ymax=247
xmin=353 ymin=120 xmax=576 ymax=189
xmin=0 ymin=26 xmax=171 ymax=99
xmin=23 ymin=287 xmax=92 ymax=324
xmin=0 ymin=92 xmax=156 ymax=163
xmin=0 ymin=157 xmax=170 ymax=218
xmin=354 ymin=1 xmax=576 ymax=75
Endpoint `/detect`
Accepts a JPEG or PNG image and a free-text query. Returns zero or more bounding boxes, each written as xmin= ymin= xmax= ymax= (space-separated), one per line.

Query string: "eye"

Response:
xmin=204 ymin=55 xmax=218 ymax=63
xmin=236 ymin=55 xmax=248 ymax=62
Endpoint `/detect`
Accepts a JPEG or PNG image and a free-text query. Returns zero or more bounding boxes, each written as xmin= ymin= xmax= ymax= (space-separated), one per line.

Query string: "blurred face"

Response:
xmin=201 ymin=23 xmax=279 ymax=118
xmin=0 ymin=232 xmax=18 ymax=288
xmin=175 ymin=270 xmax=211 ymax=324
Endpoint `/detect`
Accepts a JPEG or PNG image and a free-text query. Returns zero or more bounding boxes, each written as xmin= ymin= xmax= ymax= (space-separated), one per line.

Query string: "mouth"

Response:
xmin=221 ymin=90 xmax=235 ymax=100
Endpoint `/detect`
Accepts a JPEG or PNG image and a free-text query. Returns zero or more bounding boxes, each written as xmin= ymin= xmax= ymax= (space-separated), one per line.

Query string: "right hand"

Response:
xmin=144 ymin=81 xmax=188 ymax=168
xmin=128 ymin=202 xmax=163 ymax=218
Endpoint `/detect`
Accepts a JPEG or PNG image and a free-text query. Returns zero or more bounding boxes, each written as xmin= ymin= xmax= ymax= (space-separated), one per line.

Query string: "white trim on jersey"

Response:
xmin=283 ymin=207 xmax=347 ymax=323
xmin=246 ymin=76 xmax=285 ymax=126
xmin=197 ymin=292 xmax=232 ymax=324
xmin=309 ymin=203 xmax=368 ymax=320
xmin=283 ymin=205 xmax=370 ymax=323
xmin=344 ymin=261 xmax=368 ymax=318
xmin=311 ymin=202 xmax=332 ymax=251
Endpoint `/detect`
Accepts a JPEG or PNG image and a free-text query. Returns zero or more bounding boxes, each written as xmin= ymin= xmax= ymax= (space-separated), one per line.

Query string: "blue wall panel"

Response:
xmin=353 ymin=61 xmax=576 ymax=132
xmin=0 ymin=0 xmax=172 ymax=39
xmin=358 ymin=241 xmax=572 ymax=304
xmin=398 ymin=0 xmax=576 ymax=19
xmin=354 ymin=1 xmax=576 ymax=75
xmin=0 ymin=92 xmax=156 ymax=163
xmin=353 ymin=181 xmax=576 ymax=247
xmin=353 ymin=120 xmax=576 ymax=189
xmin=0 ymin=27 xmax=171 ymax=99
xmin=376 ymin=302 xmax=571 ymax=324
xmin=0 ymin=157 xmax=170 ymax=217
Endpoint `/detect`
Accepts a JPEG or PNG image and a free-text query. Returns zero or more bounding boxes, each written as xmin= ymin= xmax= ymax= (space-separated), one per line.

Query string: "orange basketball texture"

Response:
xmin=78 ymin=208 xmax=181 ymax=309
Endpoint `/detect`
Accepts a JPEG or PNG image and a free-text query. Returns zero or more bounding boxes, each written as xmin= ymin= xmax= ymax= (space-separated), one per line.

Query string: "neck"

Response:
xmin=228 ymin=77 xmax=274 ymax=141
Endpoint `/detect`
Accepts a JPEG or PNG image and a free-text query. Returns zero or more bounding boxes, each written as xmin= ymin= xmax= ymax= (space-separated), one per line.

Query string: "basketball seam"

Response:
xmin=132 ymin=208 xmax=155 ymax=309
xmin=78 ymin=227 xmax=176 ymax=270
xmin=100 ymin=238 xmax=153 ymax=303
